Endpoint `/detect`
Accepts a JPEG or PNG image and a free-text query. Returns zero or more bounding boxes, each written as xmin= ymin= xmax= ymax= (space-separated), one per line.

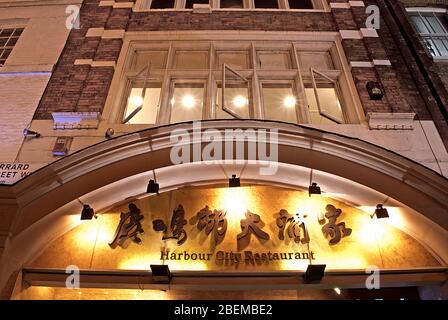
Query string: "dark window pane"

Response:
xmin=0 ymin=38 xmax=7 ymax=47
xmin=254 ymin=0 xmax=278 ymax=8
xmin=1 ymin=48 xmax=12 ymax=59
xmin=185 ymin=0 xmax=209 ymax=8
xmin=0 ymin=29 xmax=14 ymax=37
xmin=6 ymin=37 xmax=18 ymax=46
xmin=0 ymin=59 xmax=6 ymax=66
xmin=289 ymin=0 xmax=313 ymax=9
xmin=151 ymin=0 xmax=175 ymax=8
xmin=220 ymin=0 xmax=244 ymax=8
xmin=13 ymin=28 xmax=24 ymax=36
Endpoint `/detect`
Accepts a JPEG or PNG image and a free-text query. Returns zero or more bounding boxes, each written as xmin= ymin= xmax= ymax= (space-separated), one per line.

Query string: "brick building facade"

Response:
xmin=0 ymin=0 xmax=447 ymax=300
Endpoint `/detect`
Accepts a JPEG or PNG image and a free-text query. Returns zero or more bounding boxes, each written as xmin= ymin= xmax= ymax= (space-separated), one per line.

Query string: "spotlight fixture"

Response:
xmin=150 ymin=264 xmax=172 ymax=284
xmin=228 ymin=174 xmax=240 ymax=188
xmin=105 ymin=128 xmax=114 ymax=139
xmin=372 ymin=204 xmax=389 ymax=219
xmin=304 ymin=264 xmax=326 ymax=283
xmin=80 ymin=204 xmax=95 ymax=220
xmin=147 ymin=179 xmax=159 ymax=194
xmin=308 ymin=182 xmax=321 ymax=196
xmin=23 ymin=128 xmax=41 ymax=138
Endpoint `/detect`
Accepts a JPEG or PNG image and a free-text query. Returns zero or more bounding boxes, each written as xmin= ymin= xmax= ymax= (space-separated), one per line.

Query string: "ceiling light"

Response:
xmin=283 ymin=95 xmax=296 ymax=108
xmin=232 ymin=95 xmax=247 ymax=108
xmin=129 ymin=95 xmax=144 ymax=108
xmin=182 ymin=95 xmax=195 ymax=108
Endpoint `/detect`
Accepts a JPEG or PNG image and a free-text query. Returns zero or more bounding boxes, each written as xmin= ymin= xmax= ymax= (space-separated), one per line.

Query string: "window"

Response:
xmin=220 ymin=0 xmax=244 ymax=8
xmin=185 ymin=0 xmax=209 ymax=8
xmin=288 ymin=0 xmax=313 ymax=9
xmin=409 ymin=11 xmax=448 ymax=57
xmin=150 ymin=0 xmax=175 ymax=8
xmin=0 ymin=27 xmax=23 ymax=67
xmin=173 ymin=51 xmax=209 ymax=69
xmin=116 ymin=40 xmax=358 ymax=125
xmin=124 ymin=84 xmax=161 ymax=124
xmin=132 ymin=50 xmax=168 ymax=71
xmin=257 ymin=51 xmax=292 ymax=69
xmin=170 ymin=82 xmax=205 ymax=123
xmin=216 ymin=51 xmax=250 ymax=69
xmin=216 ymin=83 xmax=250 ymax=118
xmin=261 ymin=82 xmax=298 ymax=123
xmin=254 ymin=0 xmax=279 ymax=8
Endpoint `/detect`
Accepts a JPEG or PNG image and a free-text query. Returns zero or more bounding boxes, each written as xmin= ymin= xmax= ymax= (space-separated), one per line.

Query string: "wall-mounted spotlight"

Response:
xmin=371 ymin=204 xmax=389 ymax=219
xmin=304 ymin=264 xmax=326 ymax=283
xmin=147 ymin=179 xmax=159 ymax=194
xmin=229 ymin=174 xmax=240 ymax=188
xmin=80 ymin=204 xmax=96 ymax=220
xmin=105 ymin=128 xmax=114 ymax=139
xmin=150 ymin=264 xmax=172 ymax=284
xmin=23 ymin=128 xmax=41 ymax=138
xmin=308 ymin=182 xmax=321 ymax=196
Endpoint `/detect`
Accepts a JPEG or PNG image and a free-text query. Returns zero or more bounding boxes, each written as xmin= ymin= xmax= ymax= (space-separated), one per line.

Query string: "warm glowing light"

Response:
xmin=334 ymin=287 xmax=341 ymax=295
xmin=182 ymin=95 xmax=195 ymax=108
xmin=283 ymin=95 xmax=296 ymax=108
xmin=129 ymin=95 xmax=144 ymax=108
xmin=232 ymin=95 xmax=247 ymax=108
xmin=217 ymin=187 xmax=251 ymax=218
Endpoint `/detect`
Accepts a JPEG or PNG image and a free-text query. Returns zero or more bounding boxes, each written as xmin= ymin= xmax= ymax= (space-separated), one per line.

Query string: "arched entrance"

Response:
xmin=1 ymin=120 xmax=447 ymax=299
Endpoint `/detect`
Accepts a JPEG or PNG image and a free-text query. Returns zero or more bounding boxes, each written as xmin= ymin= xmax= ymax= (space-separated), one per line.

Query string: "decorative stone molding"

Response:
xmin=329 ymin=2 xmax=350 ymax=9
xmin=340 ymin=29 xmax=379 ymax=39
xmin=74 ymin=59 xmax=116 ymax=68
xmin=349 ymin=1 xmax=365 ymax=7
xmin=329 ymin=1 xmax=365 ymax=8
xmin=367 ymin=112 xmax=416 ymax=130
xmin=350 ymin=60 xmax=392 ymax=68
xmin=350 ymin=61 xmax=374 ymax=67
xmin=51 ymin=112 xmax=101 ymax=130
xmin=193 ymin=4 xmax=212 ymax=14
xmin=85 ymin=28 xmax=124 ymax=39
xmin=98 ymin=1 xmax=134 ymax=8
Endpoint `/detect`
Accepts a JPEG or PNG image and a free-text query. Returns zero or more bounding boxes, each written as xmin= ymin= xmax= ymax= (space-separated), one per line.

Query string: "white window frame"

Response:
xmin=407 ymin=8 xmax=448 ymax=58
xmin=310 ymin=67 xmax=345 ymax=124
xmin=103 ymin=33 xmax=362 ymax=128
xmin=135 ymin=0 xmax=327 ymax=11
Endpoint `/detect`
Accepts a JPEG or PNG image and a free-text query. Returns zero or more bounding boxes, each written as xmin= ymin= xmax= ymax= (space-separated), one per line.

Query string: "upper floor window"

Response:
xmin=185 ymin=0 xmax=209 ymax=8
xmin=0 ymin=27 xmax=23 ymax=67
xmin=408 ymin=9 xmax=448 ymax=57
xmin=140 ymin=0 xmax=318 ymax=10
xmin=112 ymin=38 xmax=360 ymax=126
xmin=150 ymin=0 xmax=175 ymax=9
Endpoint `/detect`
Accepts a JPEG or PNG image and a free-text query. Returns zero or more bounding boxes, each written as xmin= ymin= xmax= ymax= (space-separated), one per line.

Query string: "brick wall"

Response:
xmin=33 ymin=0 xmax=447 ymax=150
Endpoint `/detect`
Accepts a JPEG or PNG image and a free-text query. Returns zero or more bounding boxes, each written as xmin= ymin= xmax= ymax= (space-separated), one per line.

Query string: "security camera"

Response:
xmin=23 ymin=128 xmax=41 ymax=138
